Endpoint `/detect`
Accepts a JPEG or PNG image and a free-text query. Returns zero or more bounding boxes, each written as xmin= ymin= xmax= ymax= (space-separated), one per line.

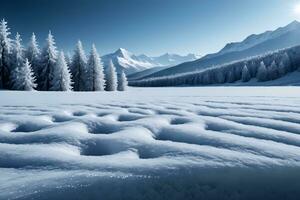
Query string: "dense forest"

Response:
xmin=130 ymin=46 xmax=300 ymax=87
xmin=0 ymin=19 xmax=128 ymax=91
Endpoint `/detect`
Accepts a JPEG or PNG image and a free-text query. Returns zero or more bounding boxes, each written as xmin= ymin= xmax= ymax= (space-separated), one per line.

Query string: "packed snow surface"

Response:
xmin=1 ymin=87 xmax=300 ymax=200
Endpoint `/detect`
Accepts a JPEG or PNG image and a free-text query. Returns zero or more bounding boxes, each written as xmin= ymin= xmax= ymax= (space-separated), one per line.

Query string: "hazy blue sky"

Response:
xmin=0 ymin=0 xmax=300 ymax=56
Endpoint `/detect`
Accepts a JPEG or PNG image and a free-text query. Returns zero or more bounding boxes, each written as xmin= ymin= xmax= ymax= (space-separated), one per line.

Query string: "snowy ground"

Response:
xmin=1 ymin=87 xmax=300 ymax=200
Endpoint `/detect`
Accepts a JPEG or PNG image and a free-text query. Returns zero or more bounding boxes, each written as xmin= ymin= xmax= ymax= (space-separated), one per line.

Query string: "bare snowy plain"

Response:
xmin=1 ymin=87 xmax=300 ymax=200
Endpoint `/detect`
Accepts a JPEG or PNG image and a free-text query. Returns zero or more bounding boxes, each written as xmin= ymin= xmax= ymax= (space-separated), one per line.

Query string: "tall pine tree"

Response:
xmin=50 ymin=51 xmax=72 ymax=91
xmin=10 ymin=33 xmax=25 ymax=88
xmin=105 ymin=60 xmax=117 ymax=91
xmin=117 ymin=70 xmax=128 ymax=91
xmin=39 ymin=31 xmax=58 ymax=91
xmin=257 ymin=61 xmax=268 ymax=82
xmin=241 ymin=64 xmax=251 ymax=82
xmin=86 ymin=44 xmax=105 ymax=91
xmin=11 ymin=59 xmax=36 ymax=91
xmin=70 ymin=40 xmax=87 ymax=91
xmin=26 ymin=33 xmax=40 ymax=82
xmin=0 ymin=19 xmax=12 ymax=89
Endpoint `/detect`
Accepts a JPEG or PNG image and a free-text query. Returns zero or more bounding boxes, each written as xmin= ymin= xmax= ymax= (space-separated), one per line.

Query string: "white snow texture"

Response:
xmin=0 ymin=87 xmax=300 ymax=199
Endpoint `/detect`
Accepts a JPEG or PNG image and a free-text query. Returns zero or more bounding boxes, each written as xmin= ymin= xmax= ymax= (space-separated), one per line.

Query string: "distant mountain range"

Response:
xmin=101 ymin=48 xmax=199 ymax=75
xmin=140 ymin=20 xmax=300 ymax=79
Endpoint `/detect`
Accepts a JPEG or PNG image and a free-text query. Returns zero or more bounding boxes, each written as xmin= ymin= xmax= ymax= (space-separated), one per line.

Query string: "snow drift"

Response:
xmin=0 ymin=87 xmax=300 ymax=199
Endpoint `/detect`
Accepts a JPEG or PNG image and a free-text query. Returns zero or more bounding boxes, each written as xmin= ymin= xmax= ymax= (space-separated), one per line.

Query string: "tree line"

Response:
xmin=130 ymin=46 xmax=300 ymax=87
xmin=0 ymin=19 xmax=128 ymax=91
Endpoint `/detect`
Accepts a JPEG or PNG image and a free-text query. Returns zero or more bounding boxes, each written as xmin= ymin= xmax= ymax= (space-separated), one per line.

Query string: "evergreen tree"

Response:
xmin=257 ymin=61 xmax=268 ymax=81
xmin=86 ymin=44 xmax=105 ymax=91
xmin=11 ymin=33 xmax=25 ymax=68
xmin=50 ymin=51 xmax=72 ymax=91
xmin=10 ymin=59 xmax=36 ymax=91
xmin=241 ymin=64 xmax=251 ymax=82
xmin=0 ymin=19 xmax=12 ymax=89
xmin=278 ymin=53 xmax=290 ymax=76
xmin=278 ymin=61 xmax=286 ymax=77
xmin=268 ymin=60 xmax=278 ymax=80
xmin=65 ymin=52 xmax=72 ymax=67
xmin=105 ymin=60 xmax=117 ymax=91
xmin=70 ymin=40 xmax=87 ymax=91
xmin=117 ymin=70 xmax=128 ymax=91
xmin=39 ymin=31 xmax=58 ymax=90
xmin=26 ymin=33 xmax=40 ymax=81
xmin=10 ymin=33 xmax=25 ymax=88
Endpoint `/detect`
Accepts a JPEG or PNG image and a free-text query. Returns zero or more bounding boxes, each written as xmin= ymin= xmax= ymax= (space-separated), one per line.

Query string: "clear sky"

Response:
xmin=1 ymin=0 xmax=300 ymax=56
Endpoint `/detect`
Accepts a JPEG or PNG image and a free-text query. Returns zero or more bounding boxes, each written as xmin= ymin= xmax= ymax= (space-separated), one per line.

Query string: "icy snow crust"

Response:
xmin=1 ymin=87 xmax=300 ymax=199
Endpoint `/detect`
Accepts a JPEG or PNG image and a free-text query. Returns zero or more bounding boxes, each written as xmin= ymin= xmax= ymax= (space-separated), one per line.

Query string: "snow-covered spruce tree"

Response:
xmin=70 ymin=40 xmax=87 ymax=91
xmin=10 ymin=33 xmax=25 ymax=88
xmin=26 ymin=33 xmax=40 ymax=80
xmin=256 ymin=61 xmax=268 ymax=82
xmin=105 ymin=60 xmax=117 ymax=91
xmin=50 ymin=51 xmax=72 ymax=91
xmin=65 ymin=52 xmax=72 ymax=68
xmin=10 ymin=59 xmax=36 ymax=90
xmin=86 ymin=44 xmax=105 ymax=91
xmin=0 ymin=19 xmax=12 ymax=89
xmin=117 ymin=70 xmax=128 ymax=91
xmin=278 ymin=53 xmax=291 ymax=76
xmin=268 ymin=60 xmax=278 ymax=80
xmin=39 ymin=31 xmax=58 ymax=91
xmin=241 ymin=64 xmax=251 ymax=82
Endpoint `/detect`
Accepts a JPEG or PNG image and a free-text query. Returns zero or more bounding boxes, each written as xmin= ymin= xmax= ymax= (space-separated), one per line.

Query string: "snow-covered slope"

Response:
xmin=212 ymin=20 xmax=300 ymax=57
xmin=127 ymin=66 xmax=169 ymax=81
xmin=144 ymin=21 xmax=300 ymax=79
xmin=101 ymin=48 xmax=198 ymax=75
xmin=1 ymin=88 xmax=300 ymax=199
xmin=130 ymin=44 xmax=300 ymax=87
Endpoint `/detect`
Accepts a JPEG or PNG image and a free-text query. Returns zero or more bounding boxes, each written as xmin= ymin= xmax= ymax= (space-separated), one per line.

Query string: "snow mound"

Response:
xmin=0 ymin=87 xmax=300 ymax=199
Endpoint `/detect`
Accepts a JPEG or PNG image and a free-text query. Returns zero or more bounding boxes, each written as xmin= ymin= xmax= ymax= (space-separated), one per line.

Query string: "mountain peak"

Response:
xmin=288 ymin=20 xmax=300 ymax=25
xmin=114 ymin=48 xmax=131 ymax=58
xmin=285 ymin=20 xmax=300 ymax=30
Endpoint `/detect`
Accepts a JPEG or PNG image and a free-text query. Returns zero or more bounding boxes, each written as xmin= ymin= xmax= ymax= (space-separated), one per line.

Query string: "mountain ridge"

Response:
xmin=101 ymin=48 xmax=199 ymax=75
xmin=140 ymin=21 xmax=300 ymax=79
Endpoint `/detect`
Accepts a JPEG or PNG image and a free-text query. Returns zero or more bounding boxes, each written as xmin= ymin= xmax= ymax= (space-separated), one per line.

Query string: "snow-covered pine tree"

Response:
xmin=10 ymin=33 xmax=25 ymax=88
xmin=39 ymin=31 xmax=58 ymax=91
xmin=241 ymin=64 xmax=251 ymax=82
xmin=70 ymin=40 xmax=87 ymax=91
xmin=268 ymin=60 xmax=278 ymax=80
xmin=278 ymin=53 xmax=291 ymax=76
xmin=278 ymin=61 xmax=286 ymax=77
xmin=105 ymin=60 xmax=117 ymax=91
xmin=50 ymin=51 xmax=72 ymax=91
xmin=65 ymin=52 xmax=72 ymax=68
xmin=256 ymin=61 xmax=268 ymax=82
xmin=283 ymin=52 xmax=292 ymax=72
xmin=117 ymin=70 xmax=128 ymax=91
xmin=86 ymin=44 xmax=105 ymax=91
xmin=10 ymin=59 xmax=36 ymax=90
xmin=26 ymin=33 xmax=40 ymax=81
xmin=0 ymin=19 xmax=12 ymax=89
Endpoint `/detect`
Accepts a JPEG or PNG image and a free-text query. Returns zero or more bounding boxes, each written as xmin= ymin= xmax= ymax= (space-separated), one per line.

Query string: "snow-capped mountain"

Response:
xmin=101 ymin=48 xmax=199 ymax=75
xmin=207 ymin=20 xmax=300 ymax=59
xmin=142 ymin=20 xmax=300 ymax=79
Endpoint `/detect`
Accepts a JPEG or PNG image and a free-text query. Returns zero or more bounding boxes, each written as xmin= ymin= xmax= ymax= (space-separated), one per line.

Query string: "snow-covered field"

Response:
xmin=1 ymin=87 xmax=300 ymax=200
